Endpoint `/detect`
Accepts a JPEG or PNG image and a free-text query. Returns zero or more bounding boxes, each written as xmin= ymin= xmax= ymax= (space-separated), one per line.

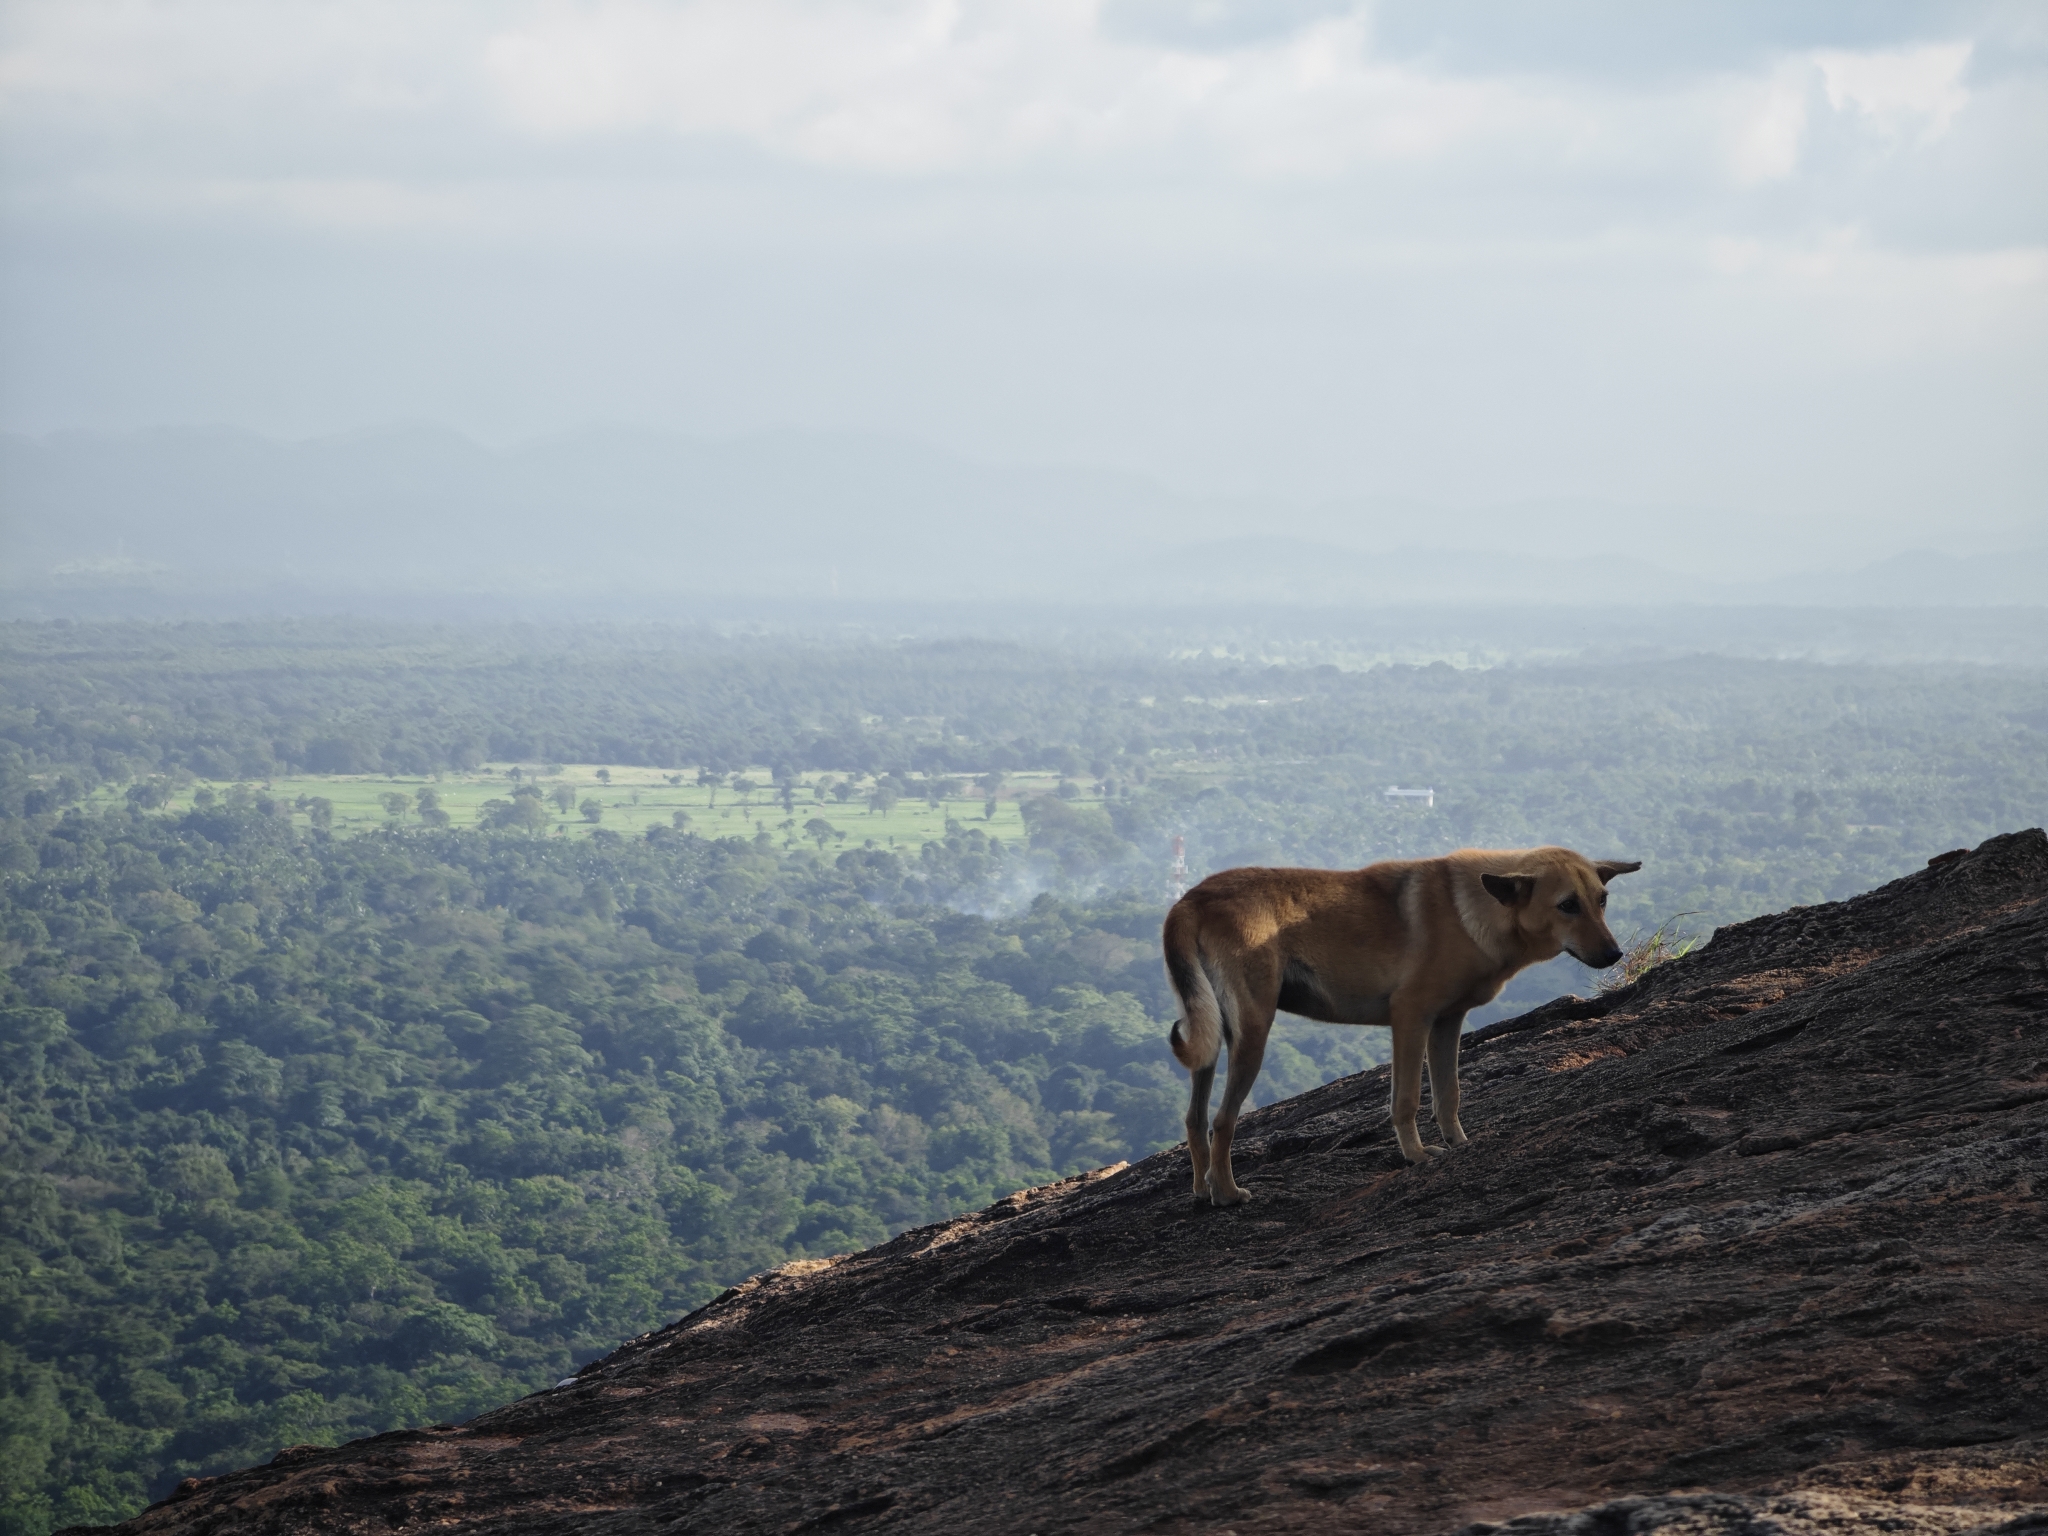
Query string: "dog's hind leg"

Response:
xmin=1427 ymin=1009 xmax=1470 ymax=1148
xmin=1185 ymin=1062 xmax=1216 ymax=1200
xmin=1206 ymin=999 xmax=1273 ymax=1206
xmin=1164 ymin=911 xmax=1225 ymax=1200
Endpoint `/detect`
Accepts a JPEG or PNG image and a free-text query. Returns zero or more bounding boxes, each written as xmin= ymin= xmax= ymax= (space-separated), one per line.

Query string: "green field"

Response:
xmin=88 ymin=764 xmax=1067 ymax=850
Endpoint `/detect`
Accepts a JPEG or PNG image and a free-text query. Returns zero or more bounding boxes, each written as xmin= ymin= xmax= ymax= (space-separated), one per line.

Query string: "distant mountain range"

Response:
xmin=4 ymin=425 xmax=2042 ymax=611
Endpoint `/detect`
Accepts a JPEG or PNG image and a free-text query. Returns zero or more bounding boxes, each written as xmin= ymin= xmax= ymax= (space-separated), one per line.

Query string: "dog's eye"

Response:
xmin=1598 ymin=893 xmax=1608 ymax=909
xmin=1558 ymin=895 xmax=1581 ymax=915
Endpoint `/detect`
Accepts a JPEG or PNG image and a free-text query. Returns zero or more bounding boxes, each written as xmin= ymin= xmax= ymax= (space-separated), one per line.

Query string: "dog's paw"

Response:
xmin=1208 ymin=1184 xmax=1251 ymax=1206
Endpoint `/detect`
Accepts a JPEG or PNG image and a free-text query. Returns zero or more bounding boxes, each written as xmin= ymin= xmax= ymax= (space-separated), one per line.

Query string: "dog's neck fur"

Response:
xmin=1450 ymin=866 xmax=1524 ymax=967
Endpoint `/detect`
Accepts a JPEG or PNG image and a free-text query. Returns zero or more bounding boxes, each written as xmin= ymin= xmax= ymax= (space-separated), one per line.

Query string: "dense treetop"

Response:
xmin=1 ymin=620 xmax=2043 ymax=1533
xmin=6 ymin=808 xmax=1366 ymax=1531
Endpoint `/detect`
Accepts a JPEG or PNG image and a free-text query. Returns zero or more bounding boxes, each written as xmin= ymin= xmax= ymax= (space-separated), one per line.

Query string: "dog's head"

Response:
xmin=1481 ymin=853 xmax=1640 ymax=969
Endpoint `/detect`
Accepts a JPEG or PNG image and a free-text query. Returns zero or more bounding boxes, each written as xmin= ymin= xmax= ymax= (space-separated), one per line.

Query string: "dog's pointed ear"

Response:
xmin=1481 ymin=873 xmax=1536 ymax=907
xmin=1593 ymin=860 xmax=1642 ymax=886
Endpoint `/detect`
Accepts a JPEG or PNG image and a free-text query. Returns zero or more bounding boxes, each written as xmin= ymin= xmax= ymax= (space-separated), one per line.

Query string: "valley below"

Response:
xmin=103 ymin=831 xmax=2048 ymax=1535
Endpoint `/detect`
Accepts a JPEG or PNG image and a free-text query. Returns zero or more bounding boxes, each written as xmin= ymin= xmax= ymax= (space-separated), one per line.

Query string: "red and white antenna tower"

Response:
xmin=1169 ymin=834 xmax=1188 ymax=899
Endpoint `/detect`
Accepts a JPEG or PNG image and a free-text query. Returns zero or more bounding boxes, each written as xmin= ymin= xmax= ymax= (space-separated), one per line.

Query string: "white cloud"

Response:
xmin=1816 ymin=40 xmax=1972 ymax=141
xmin=1716 ymin=40 xmax=1976 ymax=187
xmin=1723 ymin=63 xmax=1811 ymax=184
xmin=478 ymin=0 xmax=1546 ymax=176
xmin=467 ymin=8 xmax=1999 ymax=210
xmin=0 ymin=1 xmax=468 ymax=127
xmin=0 ymin=4 xmax=2004 ymax=206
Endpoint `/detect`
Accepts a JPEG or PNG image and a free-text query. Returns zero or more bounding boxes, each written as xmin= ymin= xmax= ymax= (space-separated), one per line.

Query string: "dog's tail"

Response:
xmin=1163 ymin=901 xmax=1223 ymax=1072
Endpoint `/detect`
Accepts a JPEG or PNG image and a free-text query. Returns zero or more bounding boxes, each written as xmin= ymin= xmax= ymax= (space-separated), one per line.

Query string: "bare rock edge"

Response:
xmin=95 ymin=831 xmax=2048 ymax=1536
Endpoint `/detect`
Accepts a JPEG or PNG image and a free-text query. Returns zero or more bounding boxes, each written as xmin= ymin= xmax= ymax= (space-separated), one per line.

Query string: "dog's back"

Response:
xmin=1164 ymin=862 xmax=1418 ymax=1071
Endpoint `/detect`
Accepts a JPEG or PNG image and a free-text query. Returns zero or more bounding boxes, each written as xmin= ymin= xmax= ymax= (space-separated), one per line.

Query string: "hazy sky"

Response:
xmin=3 ymin=1 xmax=2044 ymax=548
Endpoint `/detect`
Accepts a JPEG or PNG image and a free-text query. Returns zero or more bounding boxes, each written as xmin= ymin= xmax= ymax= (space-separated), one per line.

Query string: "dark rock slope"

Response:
xmin=98 ymin=832 xmax=2048 ymax=1536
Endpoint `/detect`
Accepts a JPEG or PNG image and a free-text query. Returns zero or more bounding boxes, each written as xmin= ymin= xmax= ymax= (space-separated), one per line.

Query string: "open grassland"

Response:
xmin=85 ymin=764 xmax=1069 ymax=849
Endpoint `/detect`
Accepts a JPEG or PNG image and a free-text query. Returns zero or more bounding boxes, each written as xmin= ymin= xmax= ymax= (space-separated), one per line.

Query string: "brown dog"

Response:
xmin=1164 ymin=847 xmax=1640 ymax=1203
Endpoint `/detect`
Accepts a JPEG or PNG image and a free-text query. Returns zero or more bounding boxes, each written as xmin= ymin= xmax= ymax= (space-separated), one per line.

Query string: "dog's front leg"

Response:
xmin=1185 ymin=1062 xmax=1216 ymax=1200
xmin=1388 ymin=998 xmax=1440 ymax=1163
xmin=1427 ymin=1010 xmax=1470 ymax=1147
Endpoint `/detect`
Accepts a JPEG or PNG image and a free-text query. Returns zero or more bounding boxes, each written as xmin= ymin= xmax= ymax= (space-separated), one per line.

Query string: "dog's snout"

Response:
xmin=1593 ymin=944 xmax=1624 ymax=969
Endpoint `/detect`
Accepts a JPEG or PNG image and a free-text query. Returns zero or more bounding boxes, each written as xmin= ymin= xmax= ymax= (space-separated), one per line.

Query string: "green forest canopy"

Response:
xmin=2 ymin=620 xmax=2044 ymax=1533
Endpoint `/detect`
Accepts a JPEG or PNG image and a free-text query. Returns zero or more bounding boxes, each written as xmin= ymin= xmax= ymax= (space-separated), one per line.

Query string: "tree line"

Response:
xmin=2 ymin=621 xmax=2043 ymax=1532
xmin=0 ymin=801 xmax=1394 ymax=1530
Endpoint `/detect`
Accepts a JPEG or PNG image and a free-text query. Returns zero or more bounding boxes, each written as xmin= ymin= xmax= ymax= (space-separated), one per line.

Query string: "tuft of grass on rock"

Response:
xmin=1601 ymin=912 xmax=1703 ymax=992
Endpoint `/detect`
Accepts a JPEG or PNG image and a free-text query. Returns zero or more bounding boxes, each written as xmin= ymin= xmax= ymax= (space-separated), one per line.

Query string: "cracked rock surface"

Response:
xmin=92 ymin=831 xmax=2048 ymax=1536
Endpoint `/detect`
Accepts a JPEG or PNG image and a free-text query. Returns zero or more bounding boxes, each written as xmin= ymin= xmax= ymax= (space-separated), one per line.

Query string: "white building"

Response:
xmin=1383 ymin=785 xmax=1435 ymax=807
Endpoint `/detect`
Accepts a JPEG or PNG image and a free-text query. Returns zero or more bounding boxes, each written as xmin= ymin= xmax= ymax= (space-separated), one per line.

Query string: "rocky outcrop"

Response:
xmin=97 ymin=832 xmax=2048 ymax=1536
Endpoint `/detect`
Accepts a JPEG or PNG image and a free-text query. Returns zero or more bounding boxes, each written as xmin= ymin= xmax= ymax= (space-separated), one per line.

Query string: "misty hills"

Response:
xmin=3 ymin=425 xmax=1197 ymax=603
xmin=5 ymin=426 xmax=2043 ymax=612
xmin=101 ymin=830 xmax=2048 ymax=1535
